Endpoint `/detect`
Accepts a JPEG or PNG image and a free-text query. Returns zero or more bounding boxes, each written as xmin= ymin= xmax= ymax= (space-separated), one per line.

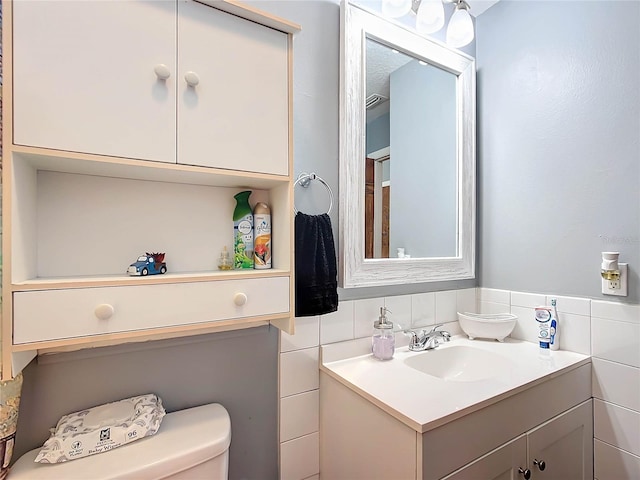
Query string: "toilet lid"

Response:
xmin=9 ymin=403 xmax=231 ymax=479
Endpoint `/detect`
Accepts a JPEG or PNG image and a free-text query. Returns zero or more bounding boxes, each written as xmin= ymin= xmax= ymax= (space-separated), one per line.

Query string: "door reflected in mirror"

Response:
xmin=365 ymin=38 xmax=458 ymax=259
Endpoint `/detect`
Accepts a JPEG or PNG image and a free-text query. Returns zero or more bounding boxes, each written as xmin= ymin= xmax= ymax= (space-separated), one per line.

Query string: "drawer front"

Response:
xmin=13 ymin=277 xmax=289 ymax=344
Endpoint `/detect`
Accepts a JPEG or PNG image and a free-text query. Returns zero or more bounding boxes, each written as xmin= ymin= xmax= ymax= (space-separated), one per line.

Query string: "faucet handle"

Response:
xmin=428 ymin=324 xmax=445 ymax=333
xmin=403 ymin=329 xmax=417 ymax=338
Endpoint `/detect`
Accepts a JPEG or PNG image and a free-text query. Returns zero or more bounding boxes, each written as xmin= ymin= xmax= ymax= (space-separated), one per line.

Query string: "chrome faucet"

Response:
xmin=404 ymin=324 xmax=451 ymax=351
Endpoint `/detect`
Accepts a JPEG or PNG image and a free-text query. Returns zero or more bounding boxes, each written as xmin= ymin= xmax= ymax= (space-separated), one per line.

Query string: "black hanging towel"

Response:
xmin=295 ymin=212 xmax=338 ymax=317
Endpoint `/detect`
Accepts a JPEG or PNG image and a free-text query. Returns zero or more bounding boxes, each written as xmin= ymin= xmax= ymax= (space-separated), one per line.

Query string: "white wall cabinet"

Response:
xmin=2 ymin=0 xmax=300 ymax=380
xmin=444 ymin=401 xmax=593 ymax=480
xmin=12 ymin=0 xmax=289 ymax=175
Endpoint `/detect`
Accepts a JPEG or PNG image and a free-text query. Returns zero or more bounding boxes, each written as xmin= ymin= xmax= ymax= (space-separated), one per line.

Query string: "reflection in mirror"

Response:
xmin=365 ymin=39 xmax=458 ymax=259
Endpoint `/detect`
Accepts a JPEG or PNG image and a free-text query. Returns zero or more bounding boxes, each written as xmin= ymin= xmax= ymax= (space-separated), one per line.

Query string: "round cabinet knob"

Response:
xmin=233 ymin=293 xmax=248 ymax=307
xmin=534 ymin=459 xmax=546 ymax=471
xmin=154 ymin=64 xmax=171 ymax=80
xmin=94 ymin=304 xmax=114 ymax=321
xmin=184 ymin=71 xmax=200 ymax=87
xmin=518 ymin=468 xmax=531 ymax=480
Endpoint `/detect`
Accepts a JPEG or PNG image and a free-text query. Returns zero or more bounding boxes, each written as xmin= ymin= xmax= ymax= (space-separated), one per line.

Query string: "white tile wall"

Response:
xmin=456 ymin=288 xmax=477 ymax=314
xmin=592 ymin=301 xmax=640 ymax=324
xmin=354 ymin=297 xmax=383 ymax=338
xmin=436 ymin=290 xmax=458 ymax=324
xmin=594 ymin=439 xmax=640 ymax=480
xmin=279 ymin=287 xmax=640 ymax=479
xmin=546 ymin=294 xmax=591 ymax=316
xmin=411 ymin=292 xmax=435 ymax=328
xmin=281 ymin=316 xmax=319 ymax=353
xmin=590 ymin=300 xmax=640 ymax=480
xmin=280 ymin=347 xmax=319 ymax=397
xmin=280 ymin=390 xmax=319 ymax=443
xmin=510 ymin=306 xmax=538 ymax=343
xmin=320 ymin=301 xmax=354 ymax=345
xmin=592 ymin=358 xmax=640 ymax=412
xmin=557 ymin=312 xmax=591 ymax=355
xmin=280 ymin=432 xmax=319 ymax=480
xmin=478 ymin=288 xmax=510 ymax=304
xmin=594 ymin=399 xmax=640 ymax=457
xmin=511 ymin=291 xmax=545 ymax=308
xmin=385 ymin=295 xmax=412 ymax=330
xmin=592 ymin=317 xmax=640 ymax=368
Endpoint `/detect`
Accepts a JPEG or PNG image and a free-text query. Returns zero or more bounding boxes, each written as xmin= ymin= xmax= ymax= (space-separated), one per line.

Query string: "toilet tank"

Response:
xmin=9 ymin=403 xmax=231 ymax=480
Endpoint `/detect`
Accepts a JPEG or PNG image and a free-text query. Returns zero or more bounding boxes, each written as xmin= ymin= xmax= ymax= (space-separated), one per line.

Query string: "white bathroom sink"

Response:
xmin=403 ymin=345 xmax=511 ymax=382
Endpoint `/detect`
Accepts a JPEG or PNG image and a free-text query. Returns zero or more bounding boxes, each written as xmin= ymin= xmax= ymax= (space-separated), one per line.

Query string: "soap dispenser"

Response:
xmin=372 ymin=307 xmax=395 ymax=360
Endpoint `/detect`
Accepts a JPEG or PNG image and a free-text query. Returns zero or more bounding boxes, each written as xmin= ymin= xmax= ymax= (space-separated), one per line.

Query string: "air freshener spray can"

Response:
xmin=233 ymin=191 xmax=254 ymax=269
xmin=253 ymin=202 xmax=272 ymax=269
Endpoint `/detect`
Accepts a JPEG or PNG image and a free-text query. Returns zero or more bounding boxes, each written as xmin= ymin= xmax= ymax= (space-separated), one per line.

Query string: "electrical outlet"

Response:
xmin=602 ymin=263 xmax=628 ymax=296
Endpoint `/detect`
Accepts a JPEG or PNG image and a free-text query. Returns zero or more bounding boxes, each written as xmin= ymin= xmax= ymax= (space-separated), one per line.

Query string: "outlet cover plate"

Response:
xmin=602 ymin=263 xmax=628 ymax=296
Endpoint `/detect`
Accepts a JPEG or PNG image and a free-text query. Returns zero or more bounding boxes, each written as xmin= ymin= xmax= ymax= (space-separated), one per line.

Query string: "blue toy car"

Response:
xmin=127 ymin=253 xmax=167 ymax=276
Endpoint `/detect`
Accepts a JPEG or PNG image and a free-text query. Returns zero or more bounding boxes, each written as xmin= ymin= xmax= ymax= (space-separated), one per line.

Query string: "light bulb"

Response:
xmin=446 ymin=4 xmax=474 ymax=48
xmin=381 ymin=0 xmax=412 ymax=18
xmin=416 ymin=0 xmax=445 ymax=34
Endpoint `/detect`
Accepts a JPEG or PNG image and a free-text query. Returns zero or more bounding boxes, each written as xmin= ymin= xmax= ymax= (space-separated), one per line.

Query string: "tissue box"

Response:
xmin=35 ymin=394 xmax=165 ymax=464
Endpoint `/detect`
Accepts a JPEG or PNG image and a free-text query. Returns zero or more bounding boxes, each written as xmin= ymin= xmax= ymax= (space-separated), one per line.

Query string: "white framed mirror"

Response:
xmin=339 ymin=2 xmax=476 ymax=288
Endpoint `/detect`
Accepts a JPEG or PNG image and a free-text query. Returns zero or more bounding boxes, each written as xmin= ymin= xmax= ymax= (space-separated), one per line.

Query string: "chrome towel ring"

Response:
xmin=293 ymin=172 xmax=334 ymax=215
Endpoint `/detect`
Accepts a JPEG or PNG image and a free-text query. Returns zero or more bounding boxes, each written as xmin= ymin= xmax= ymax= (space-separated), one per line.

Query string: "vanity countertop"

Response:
xmin=319 ymin=336 xmax=590 ymax=434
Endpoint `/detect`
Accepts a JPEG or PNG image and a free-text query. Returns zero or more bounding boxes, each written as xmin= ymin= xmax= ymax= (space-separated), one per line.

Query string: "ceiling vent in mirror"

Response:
xmin=365 ymin=93 xmax=389 ymax=109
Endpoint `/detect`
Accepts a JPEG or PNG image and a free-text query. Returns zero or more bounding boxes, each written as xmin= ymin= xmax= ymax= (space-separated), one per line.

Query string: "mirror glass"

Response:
xmin=365 ymin=38 xmax=457 ymax=259
xmin=340 ymin=3 xmax=475 ymax=288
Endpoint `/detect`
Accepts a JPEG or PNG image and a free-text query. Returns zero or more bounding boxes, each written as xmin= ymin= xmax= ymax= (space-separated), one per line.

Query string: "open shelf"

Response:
xmin=12 ymin=268 xmax=291 ymax=291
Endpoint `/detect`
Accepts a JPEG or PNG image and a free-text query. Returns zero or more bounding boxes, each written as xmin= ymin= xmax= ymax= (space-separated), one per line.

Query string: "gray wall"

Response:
xmin=366 ymin=112 xmax=390 ymax=154
xmin=16 ymin=327 xmax=279 ymax=480
xmin=476 ymin=0 xmax=640 ymax=303
xmin=390 ymin=60 xmax=457 ymax=258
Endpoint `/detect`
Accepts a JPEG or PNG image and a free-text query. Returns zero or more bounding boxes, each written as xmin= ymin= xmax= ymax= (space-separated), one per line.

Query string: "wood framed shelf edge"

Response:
xmin=11 ymin=144 xmax=292 ymax=188
xmin=197 ymin=0 xmax=301 ymax=34
xmin=11 ymin=315 xmax=282 ymax=352
xmin=11 ymin=269 xmax=291 ymax=291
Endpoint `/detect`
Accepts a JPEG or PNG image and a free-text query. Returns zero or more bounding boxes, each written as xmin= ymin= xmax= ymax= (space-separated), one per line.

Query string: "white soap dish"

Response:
xmin=457 ymin=312 xmax=518 ymax=342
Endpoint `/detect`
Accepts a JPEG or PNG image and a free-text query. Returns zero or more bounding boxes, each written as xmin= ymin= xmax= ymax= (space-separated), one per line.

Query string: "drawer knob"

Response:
xmin=518 ymin=468 xmax=531 ymax=480
xmin=184 ymin=71 xmax=200 ymax=87
xmin=94 ymin=304 xmax=114 ymax=320
xmin=154 ymin=64 xmax=171 ymax=80
xmin=533 ymin=459 xmax=546 ymax=471
xmin=233 ymin=293 xmax=248 ymax=307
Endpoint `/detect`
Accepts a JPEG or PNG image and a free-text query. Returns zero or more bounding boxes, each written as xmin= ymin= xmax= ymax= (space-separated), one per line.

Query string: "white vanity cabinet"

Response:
xmin=444 ymin=401 xmax=593 ymax=480
xmin=2 ymin=0 xmax=299 ymax=380
xmin=320 ymin=361 xmax=593 ymax=480
xmin=12 ymin=0 xmax=289 ymax=175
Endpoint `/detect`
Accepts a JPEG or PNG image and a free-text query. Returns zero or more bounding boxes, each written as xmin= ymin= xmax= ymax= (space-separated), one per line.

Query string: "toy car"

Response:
xmin=127 ymin=253 xmax=167 ymax=276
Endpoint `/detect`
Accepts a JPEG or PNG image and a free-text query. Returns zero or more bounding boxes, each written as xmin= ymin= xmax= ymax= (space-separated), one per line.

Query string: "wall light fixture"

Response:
xmin=381 ymin=0 xmax=475 ymax=48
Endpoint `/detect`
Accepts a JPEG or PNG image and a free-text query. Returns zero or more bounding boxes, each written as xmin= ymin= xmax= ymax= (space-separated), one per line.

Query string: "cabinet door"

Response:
xmin=177 ymin=1 xmax=289 ymax=175
xmin=527 ymin=400 xmax=593 ymax=480
xmin=12 ymin=1 xmax=176 ymax=162
xmin=443 ymin=436 xmax=528 ymax=480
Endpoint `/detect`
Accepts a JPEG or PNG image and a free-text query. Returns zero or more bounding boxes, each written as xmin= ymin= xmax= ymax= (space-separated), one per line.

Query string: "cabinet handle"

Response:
xmin=154 ymin=64 xmax=171 ymax=80
xmin=94 ymin=304 xmax=115 ymax=321
xmin=184 ymin=71 xmax=200 ymax=87
xmin=518 ymin=468 xmax=531 ymax=480
xmin=234 ymin=292 xmax=248 ymax=307
xmin=534 ymin=459 xmax=546 ymax=471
